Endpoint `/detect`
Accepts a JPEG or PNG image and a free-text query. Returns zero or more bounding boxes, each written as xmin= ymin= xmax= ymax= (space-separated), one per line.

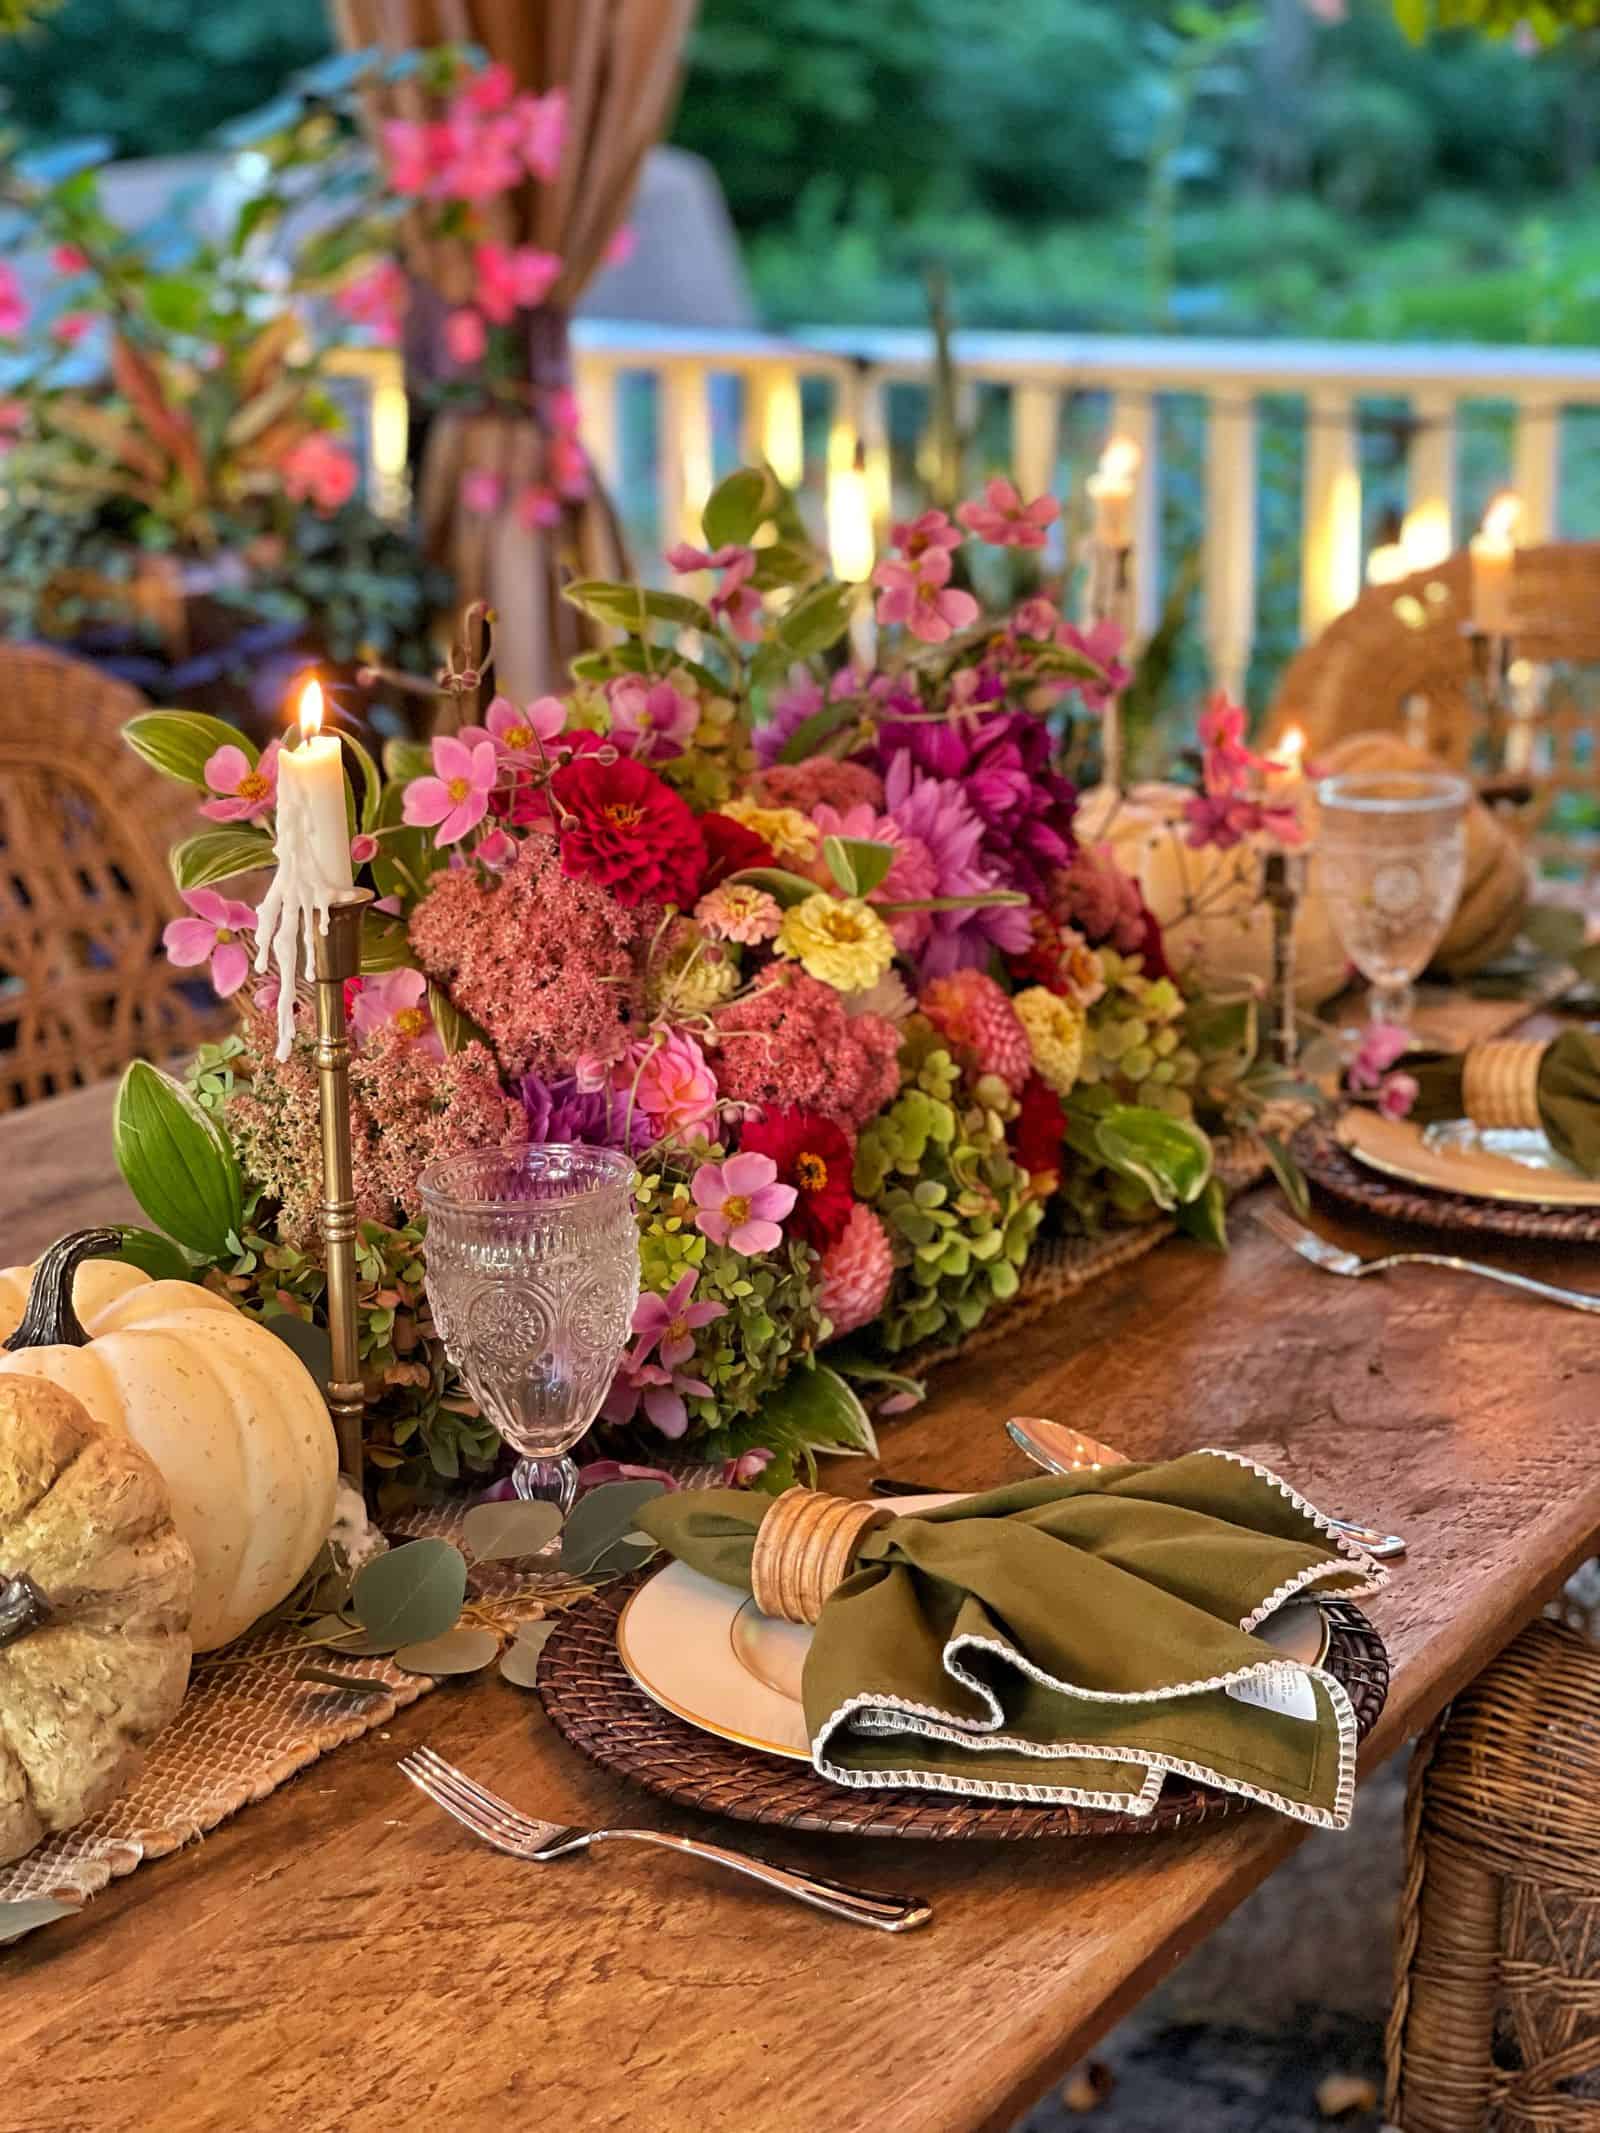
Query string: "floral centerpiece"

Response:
xmin=118 ymin=462 xmax=1302 ymax=1494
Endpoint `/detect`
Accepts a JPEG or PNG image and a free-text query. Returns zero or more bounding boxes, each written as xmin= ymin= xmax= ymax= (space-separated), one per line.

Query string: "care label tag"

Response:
xmin=1226 ymin=1664 xmax=1319 ymax=1725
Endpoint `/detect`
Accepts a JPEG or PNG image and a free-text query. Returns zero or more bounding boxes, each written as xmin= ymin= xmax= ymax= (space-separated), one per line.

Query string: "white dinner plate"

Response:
xmin=615 ymin=1493 xmax=1332 ymax=1762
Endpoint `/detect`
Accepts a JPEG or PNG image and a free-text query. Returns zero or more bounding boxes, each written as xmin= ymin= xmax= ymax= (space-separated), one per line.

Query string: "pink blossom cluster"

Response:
xmin=1183 ymin=694 xmax=1307 ymax=853
xmin=382 ymin=68 xmax=566 ymax=202
xmin=666 ymin=543 xmax=764 ymax=642
xmin=1346 ymin=1021 xmax=1418 ymax=1119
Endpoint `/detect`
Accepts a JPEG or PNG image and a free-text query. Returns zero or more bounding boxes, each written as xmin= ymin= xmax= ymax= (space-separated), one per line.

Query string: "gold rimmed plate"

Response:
xmin=1335 ymin=1108 xmax=1600 ymax=1209
xmin=615 ymin=1494 xmax=1331 ymax=1763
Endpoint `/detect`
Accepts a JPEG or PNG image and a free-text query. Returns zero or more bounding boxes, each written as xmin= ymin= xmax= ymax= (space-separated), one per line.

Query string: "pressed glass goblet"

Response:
xmin=418 ymin=1144 xmax=640 ymax=1521
xmin=1314 ymin=770 xmax=1470 ymax=1029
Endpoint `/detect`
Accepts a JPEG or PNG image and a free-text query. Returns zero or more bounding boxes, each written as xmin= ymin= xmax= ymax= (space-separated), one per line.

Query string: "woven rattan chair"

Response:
xmin=1385 ymin=1617 xmax=1600 ymax=2130
xmin=0 ymin=642 xmax=228 ymax=1111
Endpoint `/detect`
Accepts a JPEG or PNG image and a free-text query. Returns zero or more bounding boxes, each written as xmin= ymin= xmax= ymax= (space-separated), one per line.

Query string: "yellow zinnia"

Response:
xmin=1014 ymin=985 xmax=1085 ymax=1096
xmin=777 ymin=893 xmax=896 ymax=994
xmin=719 ymin=795 xmax=819 ymax=865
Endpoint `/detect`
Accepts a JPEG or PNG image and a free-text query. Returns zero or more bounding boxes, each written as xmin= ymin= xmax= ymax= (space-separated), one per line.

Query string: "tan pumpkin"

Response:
xmin=1078 ymin=783 xmax=1353 ymax=1007
xmin=0 ymin=1374 xmax=193 ymax=1867
xmin=1315 ymin=733 xmax=1530 ymax=976
xmin=0 ymin=1232 xmax=337 ymax=1651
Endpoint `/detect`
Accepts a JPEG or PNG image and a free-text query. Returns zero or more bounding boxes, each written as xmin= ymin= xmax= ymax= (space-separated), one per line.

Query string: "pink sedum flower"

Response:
xmin=485 ymin=692 xmax=565 ymax=766
xmin=630 ymin=1269 xmax=727 ymax=1371
xmin=691 ymin=1151 xmax=797 ymax=1256
xmin=163 ymin=888 xmax=255 ymax=997
xmin=445 ymin=306 xmax=487 ymax=366
xmin=281 ymin=434 xmax=357 ymax=514
xmin=607 ymin=673 xmax=697 ymax=761
xmin=200 ymin=737 xmax=279 ymax=823
xmin=403 ymin=735 xmax=498 ymax=845
xmin=956 ymin=476 xmax=1059 ymax=549
xmin=627 ymin=1028 xmax=719 ymax=1140
xmin=350 ymin=967 xmax=444 ymax=1060
xmin=873 ymin=550 xmax=979 ymax=645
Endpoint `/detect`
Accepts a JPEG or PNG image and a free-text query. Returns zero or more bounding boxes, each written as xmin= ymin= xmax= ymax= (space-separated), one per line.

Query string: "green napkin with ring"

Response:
xmin=636 ymin=1452 xmax=1387 ymax=1829
xmin=1407 ymin=1029 xmax=1600 ymax=1176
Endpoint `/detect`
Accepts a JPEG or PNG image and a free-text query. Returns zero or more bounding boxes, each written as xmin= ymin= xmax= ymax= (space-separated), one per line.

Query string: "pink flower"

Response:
xmin=461 ymin=468 xmax=504 ymax=516
xmin=547 ymin=429 xmax=589 ymax=500
xmin=50 ymin=244 xmax=88 ymax=275
xmin=474 ymin=241 xmax=562 ymax=324
xmin=873 ymin=550 xmax=979 ymax=645
xmin=1378 ymin=1072 xmax=1419 ymax=1119
xmin=1348 ymin=1022 xmax=1413 ymax=1092
xmin=957 ymin=476 xmax=1059 ymax=549
xmin=162 ymin=888 xmax=255 ymax=997
xmin=511 ymin=87 xmax=567 ymax=182
xmin=891 ymin=509 xmax=962 ymax=561
xmin=0 ymin=263 xmax=27 ymax=338
xmin=0 ymin=398 xmax=24 ymax=453
xmin=666 ymin=542 xmax=764 ymax=641
xmin=515 ymin=481 xmax=561 ymax=530
xmin=626 ymin=1029 xmax=720 ymax=1140
xmin=445 ymin=306 xmax=488 ymax=366
xmin=437 ymin=108 xmax=524 ymax=200
xmin=200 ymin=737 xmax=279 ymax=823
xmin=691 ymin=1150 xmax=796 ymax=1255
xmin=281 ymin=434 xmax=357 ymax=514
xmin=818 ymin=1201 xmax=895 ymax=1339
xmin=602 ymin=225 xmax=636 ymax=269
xmin=382 ymin=118 xmax=444 ymax=195
xmin=334 ymin=260 xmax=408 ymax=343
xmin=667 ymin=540 xmax=748 ymax=575
xmin=350 ymin=832 xmax=379 ymax=866
xmin=630 ymin=1269 xmax=727 ymax=1370
xmin=475 ymin=827 xmax=517 ymax=870
xmin=403 ymin=735 xmax=498 ymax=845
xmin=607 ymin=673 xmax=697 ymax=761
xmin=459 ymin=60 xmax=517 ymax=115
xmin=52 ymin=312 xmax=92 ymax=347
xmin=350 ymin=967 xmax=444 ymax=1060
xmin=486 ymin=693 xmax=565 ymax=766
xmin=1055 ymin=619 xmax=1131 ymax=712
xmin=695 ymin=882 xmax=783 ymax=945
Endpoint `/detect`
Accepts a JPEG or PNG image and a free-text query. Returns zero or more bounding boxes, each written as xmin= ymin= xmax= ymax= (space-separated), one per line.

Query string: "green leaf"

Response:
xmin=701 ymin=466 xmax=771 ymax=549
xmin=773 ymin=698 xmax=857 ymax=765
xmin=141 ymin=274 xmax=211 ymax=336
xmin=111 ymin=1225 xmax=200 ymax=1282
xmin=560 ymin=1481 xmax=669 ymax=1574
xmin=773 ymin=580 xmax=857 ymax=660
xmin=569 ymin=642 xmax=728 ymax=698
xmin=170 ymin=827 xmax=275 ymax=891
xmin=1261 ymin=1134 xmax=1313 ymax=1222
xmin=113 ymin=1060 xmax=244 ymax=1259
xmin=125 ymin=710 xmax=258 ymax=788
xmin=563 ymin=579 xmax=712 ymax=635
xmin=759 ymin=1362 xmax=878 ymax=1462
xmin=1086 ymin=1102 xmax=1214 ymax=1212
xmin=341 ymin=729 xmax=383 ymax=836
xmin=382 ymin=738 xmax=432 ymax=784
xmin=350 ymin=1538 xmax=467 ymax=1651
xmin=822 ymin=835 xmax=895 ymax=899
xmin=499 ymin=1619 xmax=555 ymax=1687
xmin=1177 ymin=1177 xmax=1229 ymax=1250
xmin=748 ymin=541 xmax=820 ymax=592
xmin=372 ymin=776 xmax=434 ymax=904
xmin=265 ymin=1313 xmax=332 ymax=1390
xmin=0 ymin=1900 xmax=76 ymax=1947
xmin=1520 ymin=901 xmax=1588 ymax=963
xmin=359 ymin=912 xmax=415 ymax=974
xmin=394 ymin=1626 xmax=499 ymax=1676
xmin=461 ymin=1499 xmax=563 ymax=1563
xmin=726 ymin=865 xmax=818 ymax=909
xmin=428 ymin=983 xmax=487 ymax=1057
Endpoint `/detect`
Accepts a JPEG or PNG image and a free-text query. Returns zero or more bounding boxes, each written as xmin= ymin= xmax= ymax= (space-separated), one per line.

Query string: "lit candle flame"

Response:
xmin=1481 ymin=490 xmax=1522 ymax=544
xmin=1095 ymin=435 xmax=1141 ymax=489
xmin=1274 ymin=724 xmax=1306 ymax=775
xmin=295 ymin=676 xmax=325 ymax=744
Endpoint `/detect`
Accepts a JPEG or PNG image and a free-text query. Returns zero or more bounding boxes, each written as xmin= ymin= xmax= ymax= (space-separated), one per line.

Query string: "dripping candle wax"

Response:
xmin=254 ymin=677 xmax=355 ymax=1060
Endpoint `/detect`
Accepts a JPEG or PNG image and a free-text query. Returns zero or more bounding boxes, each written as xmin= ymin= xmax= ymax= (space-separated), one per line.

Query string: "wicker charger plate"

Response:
xmin=535 ymin=1577 xmax=1389 ymax=1841
xmin=1293 ymin=1120 xmax=1600 ymax=1245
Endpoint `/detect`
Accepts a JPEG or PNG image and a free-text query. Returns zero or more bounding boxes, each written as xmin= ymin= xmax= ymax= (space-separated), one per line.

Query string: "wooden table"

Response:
xmin=7 ymin=1078 xmax=1600 ymax=2133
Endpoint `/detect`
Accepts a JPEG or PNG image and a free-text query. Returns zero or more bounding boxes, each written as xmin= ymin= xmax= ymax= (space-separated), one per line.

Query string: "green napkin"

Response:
xmin=1409 ymin=1028 xmax=1600 ymax=1175
xmin=636 ymin=1453 xmax=1387 ymax=1829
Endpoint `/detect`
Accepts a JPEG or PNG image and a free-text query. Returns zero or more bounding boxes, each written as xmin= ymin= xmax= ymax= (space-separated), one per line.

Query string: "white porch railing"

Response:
xmin=570 ymin=320 xmax=1600 ymax=699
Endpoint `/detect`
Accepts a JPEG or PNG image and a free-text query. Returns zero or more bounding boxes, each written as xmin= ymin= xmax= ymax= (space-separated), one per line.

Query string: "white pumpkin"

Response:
xmin=0 ymin=1233 xmax=337 ymax=1651
xmin=1079 ymin=783 xmax=1352 ymax=1007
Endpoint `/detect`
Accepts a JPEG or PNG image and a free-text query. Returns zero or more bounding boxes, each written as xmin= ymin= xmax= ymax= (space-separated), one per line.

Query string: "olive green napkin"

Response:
xmin=636 ymin=1453 xmax=1387 ymax=1828
xmin=1409 ymin=1028 xmax=1600 ymax=1176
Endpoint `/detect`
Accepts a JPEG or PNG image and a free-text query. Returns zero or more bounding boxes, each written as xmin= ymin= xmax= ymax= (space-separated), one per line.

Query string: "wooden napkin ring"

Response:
xmin=749 ymin=1488 xmax=892 ymax=1625
xmin=1461 ymin=1039 xmax=1546 ymax=1131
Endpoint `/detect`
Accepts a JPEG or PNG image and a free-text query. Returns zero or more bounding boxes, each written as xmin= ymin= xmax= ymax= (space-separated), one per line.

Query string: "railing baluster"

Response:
xmin=658 ymin=359 xmax=713 ymax=552
xmin=1300 ymin=389 xmax=1361 ymax=640
xmin=573 ymin=353 xmax=621 ymax=501
xmin=1512 ymin=395 xmax=1563 ymax=542
xmin=744 ymin=363 xmax=805 ymax=490
xmin=1406 ymin=388 xmax=1457 ymax=565
xmin=1011 ymin=382 xmax=1060 ymax=504
xmin=1204 ymin=391 xmax=1257 ymax=701
xmin=1109 ymin=391 xmax=1160 ymax=645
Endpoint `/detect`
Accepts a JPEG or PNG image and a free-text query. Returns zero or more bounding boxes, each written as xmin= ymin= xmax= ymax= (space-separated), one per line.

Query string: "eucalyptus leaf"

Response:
xmin=113 ymin=1060 xmax=245 ymax=1259
xmin=125 ymin=709 xmax=257 ymax=787
xmin=499 ymin=1621 xmax=555 ymax=1687
xmin=559 ymin=1481 xmax=668 ymax=1573
xmin=0 ymin=1899 xmax=76 ymax=1946
xmin=393 ymin=1627 xmax=499 ymax=1677
xmin=461 ymin=1499 xmax=563 ymax=1563
xmin=170 ymin=827 xmax=275 ymax=891
xmin=350 ymin=1539 xmax=467 ymax=1650
xmin=582 ymin=1538 xmax=660 ymax=1580
xmin=300 ymin=1613 xmax=399 ymax=1657
xmin=296 ymin=1666 xmax=389 ymax=1694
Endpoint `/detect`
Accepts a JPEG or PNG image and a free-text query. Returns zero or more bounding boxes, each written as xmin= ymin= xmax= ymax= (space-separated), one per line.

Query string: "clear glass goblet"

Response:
xmin=418 ymin=1143 xmax=640 ymax=1523
xmin=1314 ymin=769 xmax=1471 ymax=1030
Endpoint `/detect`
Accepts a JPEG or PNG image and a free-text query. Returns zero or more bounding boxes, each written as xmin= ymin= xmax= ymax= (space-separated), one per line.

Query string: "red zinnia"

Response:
xmin=739 ymin=1105 xmax=855 ymax=1250
xmin=699 ymin=809 xmax=776 ymax=894
xmin=551 ymin=753 xmax=706 ymax=909
xmin=1012 ymin=1074 xmax=1065 ymax=1193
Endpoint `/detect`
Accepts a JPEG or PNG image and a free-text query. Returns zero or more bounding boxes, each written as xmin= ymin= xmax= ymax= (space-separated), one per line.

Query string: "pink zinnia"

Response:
xmin=818 ymin=1203 xmax=895 ymax=1339
xmin=691 ymin=1151 xmax=796 ymax=1256
xmin=607 ymin=673 xmax=697 ymax=762
xmin=163 ymin=888 xmax=255 ymax=997
xmin=695 ymin=882 xmax=783 ymax=946
xmin=349 ymin=967 xmax=444 ymax=1060
xmin=626 ymin=1029 xmax=719 ymax=1140
xmin=200 ymin=737 xmax=279 ymax=823
xmin=872 ymin=550 xmax=979 ymax=645
xmin=403 ymin=735 xmax=498 ymax=845
xmin=957 ymin=476 xmax=1059 ymax=549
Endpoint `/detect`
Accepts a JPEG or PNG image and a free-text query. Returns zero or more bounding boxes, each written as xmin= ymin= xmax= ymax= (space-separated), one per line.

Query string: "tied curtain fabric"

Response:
xmin=330 ymin=0 xmax=699 ymax=698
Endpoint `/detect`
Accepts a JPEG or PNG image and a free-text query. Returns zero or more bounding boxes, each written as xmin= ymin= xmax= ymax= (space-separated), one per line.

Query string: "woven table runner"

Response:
xmin=0 ymin=1135 xmax=1272 ymax=1914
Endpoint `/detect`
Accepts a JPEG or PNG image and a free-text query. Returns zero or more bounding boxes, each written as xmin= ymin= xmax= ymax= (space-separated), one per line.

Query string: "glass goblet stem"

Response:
xmin=511 ymin=1455 xmax=580 ymax=1517
xmin=1369 ymin=979 xmax=1416 ymax=1029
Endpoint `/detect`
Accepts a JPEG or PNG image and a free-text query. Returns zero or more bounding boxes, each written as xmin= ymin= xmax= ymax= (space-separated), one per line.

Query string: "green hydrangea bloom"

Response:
xmin=1077 ymin=948 xmax=1200 ymax=1117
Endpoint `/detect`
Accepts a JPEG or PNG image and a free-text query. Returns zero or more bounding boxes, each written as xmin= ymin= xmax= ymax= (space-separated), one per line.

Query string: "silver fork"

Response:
xmin=397 ymin=1745 xmax=932 ymax=1933
xmin=1255 ymin=1202 xmax=1600 ymax=1316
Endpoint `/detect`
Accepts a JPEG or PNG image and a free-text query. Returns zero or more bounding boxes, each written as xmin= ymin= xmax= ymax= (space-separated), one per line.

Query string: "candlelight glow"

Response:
xmin=1400 ymin=503 xmax=1451 ymax=572
xmin=1366 ymin=541 xmax=1408 ymax=586
xmin=1274 ymin=725 xmax=1306 ymax=775
xmin=827 ymin=429 xmax=876 ymax=584
xmin=1094 ymin=435 xmax=1141 ymax=490
xmin=295 ymin=677 xmax=325 ymax=744
xmin=1481 ymin=490 xmax=1522 ymax=544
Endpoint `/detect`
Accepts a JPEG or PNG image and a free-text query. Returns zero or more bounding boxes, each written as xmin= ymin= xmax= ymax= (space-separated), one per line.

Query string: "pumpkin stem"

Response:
xmin=2 ymin=1228 xmax=124 ymax=1352
xmin=0 ymin=1573 xmax=51 ymax=1649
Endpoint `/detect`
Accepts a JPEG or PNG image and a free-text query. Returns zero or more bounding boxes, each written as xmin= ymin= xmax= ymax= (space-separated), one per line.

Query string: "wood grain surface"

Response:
xmin=4 ymin=1075 xmax=1600 ymax=2133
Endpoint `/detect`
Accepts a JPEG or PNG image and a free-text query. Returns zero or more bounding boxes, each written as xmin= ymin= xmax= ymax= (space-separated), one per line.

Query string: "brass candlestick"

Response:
xmin=1262 ymin=849 xmax=1304 ymax=1071
xmin=312 ymin=886 xmax=372 ymax=1484
xmin=1083 ymin=536 xmax=1135 ymax=792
